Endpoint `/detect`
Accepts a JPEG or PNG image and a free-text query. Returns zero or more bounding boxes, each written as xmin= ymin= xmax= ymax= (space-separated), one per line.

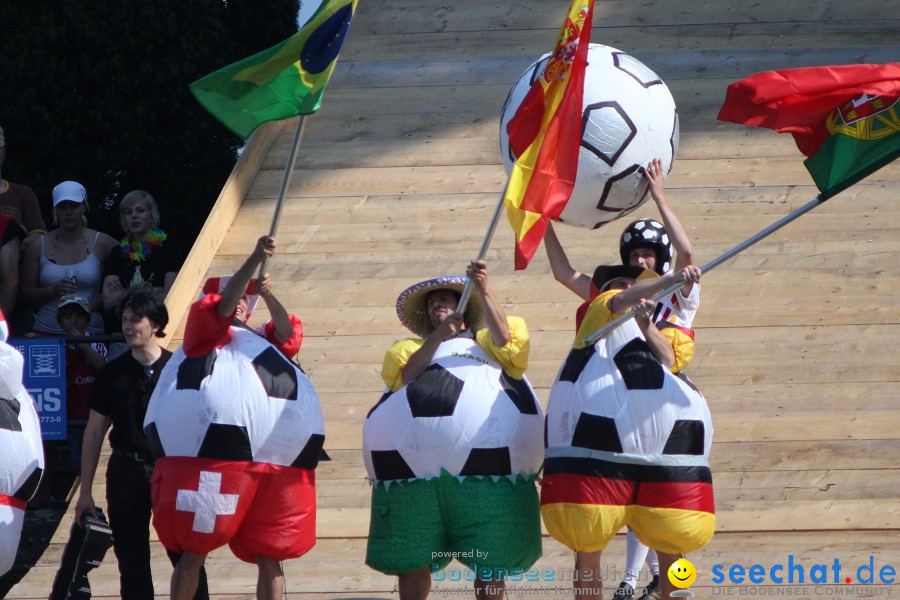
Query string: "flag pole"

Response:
xmin=258 ymin=116 xmax=307 ymax=278
xmin=583 ymin=193 xmax=827 ymax=345
xmin=457 ymin=179 xmax=512 ymax=313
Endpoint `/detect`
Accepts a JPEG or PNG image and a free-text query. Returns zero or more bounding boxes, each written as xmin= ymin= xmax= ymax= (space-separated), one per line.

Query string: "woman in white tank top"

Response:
xmin=20 ymin=181 xmax=117 ymax=335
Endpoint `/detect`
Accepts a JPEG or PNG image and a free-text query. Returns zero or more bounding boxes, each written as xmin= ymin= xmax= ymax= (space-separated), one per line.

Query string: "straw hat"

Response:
xmin=396 ymin=275 xmax=485 ymax=338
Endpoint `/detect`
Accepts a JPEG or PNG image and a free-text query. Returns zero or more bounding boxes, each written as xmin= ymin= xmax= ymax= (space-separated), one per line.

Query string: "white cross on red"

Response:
xmin=176 ymin=471 xmax=239 ymax=533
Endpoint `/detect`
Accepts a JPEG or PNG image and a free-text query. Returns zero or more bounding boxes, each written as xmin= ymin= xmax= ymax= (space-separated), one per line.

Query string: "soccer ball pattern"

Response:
xmin=546 ymin=319 xmax=711 ymax=462
xmin=499 ymin=44 xmax=679 ymax=230
xmin=363 ymin=337 xmax=544 ymax=481
xmin=144 ymin=327 xmax=325 ymax=469
xmin=620 ymin=219 xmax=673 ymax=274
xmin=0 ymin=340 xmax=44 ymax=576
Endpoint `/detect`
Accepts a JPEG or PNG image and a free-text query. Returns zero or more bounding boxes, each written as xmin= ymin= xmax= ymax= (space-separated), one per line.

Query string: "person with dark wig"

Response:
xmin=75 ymin=289 xmax=208 ymax=600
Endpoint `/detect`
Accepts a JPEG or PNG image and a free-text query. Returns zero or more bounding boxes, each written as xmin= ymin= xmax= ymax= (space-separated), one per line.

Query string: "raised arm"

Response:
xmin=218 ymin=235 xmax=275 ymax=318
xmin=466 ymin=259 xmax=509 ymax=346
xmin=255 ymin=273 xmax=293 ymax=344
xmin=543 ymin=222 xmax=591 ymax=300
xmin=646 ymin=159 xmax=696 ymax=293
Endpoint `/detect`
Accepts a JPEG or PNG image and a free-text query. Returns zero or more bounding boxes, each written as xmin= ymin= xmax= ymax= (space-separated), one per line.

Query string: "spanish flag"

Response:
xmin=190 ymin=0 xmax=358 ymax=139
xmin=504 ymin=0 xmax=593 ymax=270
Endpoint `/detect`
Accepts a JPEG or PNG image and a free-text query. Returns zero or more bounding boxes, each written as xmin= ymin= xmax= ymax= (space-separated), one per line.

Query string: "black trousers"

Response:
xmin=106 ymin=453 xmax=209 ymax=600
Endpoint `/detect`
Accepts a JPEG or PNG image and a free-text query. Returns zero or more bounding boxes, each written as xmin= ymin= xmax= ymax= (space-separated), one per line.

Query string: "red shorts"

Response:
xmin=151 ymin=457 xmax=316 ymax=563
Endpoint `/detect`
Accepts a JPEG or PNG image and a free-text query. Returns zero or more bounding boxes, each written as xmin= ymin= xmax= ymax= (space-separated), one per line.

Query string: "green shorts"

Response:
xmin=365 ymin=473 xmax=542 ymax=576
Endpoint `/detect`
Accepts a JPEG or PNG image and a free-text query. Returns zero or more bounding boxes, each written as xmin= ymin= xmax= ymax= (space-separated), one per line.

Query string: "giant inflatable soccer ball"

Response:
xmin=144 ymin=328 xmax=325 ymax=468
xmin=363 ymin=338 xmax=544 ymax=481
xmin=499 ymin=43 xmax=679 ymax=230
xmin=0 ymin=337 xmax=44 ymax=575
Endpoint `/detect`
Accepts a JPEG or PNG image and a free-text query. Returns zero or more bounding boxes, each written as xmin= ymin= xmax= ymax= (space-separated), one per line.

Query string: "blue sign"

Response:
xmin=13 ymin=338 xmax=67 ymax=440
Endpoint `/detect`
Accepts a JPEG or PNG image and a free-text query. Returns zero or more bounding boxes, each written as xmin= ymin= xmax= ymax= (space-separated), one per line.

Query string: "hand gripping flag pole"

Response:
xmin=456 ymin=183 xmax=511 ymax=313
xmin=583 ymin=194 xmax=827 ymax=345
xmin=584 ymin=62 xmax=900 ymax=345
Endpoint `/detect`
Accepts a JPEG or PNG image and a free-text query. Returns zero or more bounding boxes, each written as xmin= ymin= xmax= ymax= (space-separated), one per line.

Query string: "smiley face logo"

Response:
xmin=668 ymin=558 xmax=697 ymax=588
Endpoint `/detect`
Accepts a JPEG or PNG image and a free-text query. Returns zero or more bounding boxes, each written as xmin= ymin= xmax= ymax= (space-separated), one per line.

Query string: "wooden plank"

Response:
xmin=274 ymin=101 xmax=890 ymax=148
xmin=350 ymin=0 xmax=894 ymax=34
xmin=340 ymin=22 xmax=899 ymax=61
xmin=310 ymin=76 xmax=877 ymax=116
xmin=331 ymin=45 xmax=898 ymax=88
xmin=241 ymin=161 xmax=900 ymax=201
xmin=264 ymin=131 xmax=803 ymax=169
xmin=299 ymin=103 xmax=780 ymax=144
xmin=234 ymin=185 xmax=900 ymax=216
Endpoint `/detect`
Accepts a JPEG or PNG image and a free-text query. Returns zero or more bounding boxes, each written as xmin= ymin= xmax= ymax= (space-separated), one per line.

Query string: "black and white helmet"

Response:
xmin=619 ymin=219 xmax=673 ymax=275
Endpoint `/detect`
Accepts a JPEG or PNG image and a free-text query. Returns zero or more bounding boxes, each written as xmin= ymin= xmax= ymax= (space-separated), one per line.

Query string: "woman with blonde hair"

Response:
xmin=102 ymin=190 xmax=184 ymax=314
xmin=21 ymin=181 xmax=116 ymax=335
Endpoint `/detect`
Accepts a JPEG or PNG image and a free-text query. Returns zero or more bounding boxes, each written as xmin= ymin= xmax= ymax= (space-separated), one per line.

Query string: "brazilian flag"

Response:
xmin=191 ymin=0 xmax=357 ymax=139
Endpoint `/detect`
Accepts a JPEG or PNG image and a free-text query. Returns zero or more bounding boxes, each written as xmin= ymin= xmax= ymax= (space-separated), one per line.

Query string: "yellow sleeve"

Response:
xmin=573 ymin=290 xmax=619 ymax=349
xmin=659 ymin=327 xmax=695 ymax=373
xmin=381 ymin=338 xmax=424 ymax=392
xmin=475 ymin=316 xmax=530 ymax=379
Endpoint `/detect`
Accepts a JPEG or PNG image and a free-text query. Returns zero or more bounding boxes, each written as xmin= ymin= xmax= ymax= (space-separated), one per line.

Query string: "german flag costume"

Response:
xmin=541 ymin=289 xmax=714 ymax=555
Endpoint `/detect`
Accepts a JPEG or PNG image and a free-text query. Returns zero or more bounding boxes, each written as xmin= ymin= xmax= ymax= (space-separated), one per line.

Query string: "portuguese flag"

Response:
xmin=504 ymin=0 xmax=594 ymax=270
xmin=717 ymin=63 xmax=900 ymax=199
xmin=190 ymin=0 xmax=358 ymax=139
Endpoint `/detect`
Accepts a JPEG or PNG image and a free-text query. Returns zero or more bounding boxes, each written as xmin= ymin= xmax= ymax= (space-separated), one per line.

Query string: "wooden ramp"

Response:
xmin=10 ymin=1 xmax=899 ymax=598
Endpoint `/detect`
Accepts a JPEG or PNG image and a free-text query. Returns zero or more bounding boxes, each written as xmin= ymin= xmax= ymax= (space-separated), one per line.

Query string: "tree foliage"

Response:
xmin=0 ymin=0 xmax=300 ymax=249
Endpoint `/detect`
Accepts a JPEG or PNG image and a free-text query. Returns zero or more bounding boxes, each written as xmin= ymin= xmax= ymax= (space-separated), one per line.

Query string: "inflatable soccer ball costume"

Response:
xmin=0 ymin=310 xmax=44 ymax=575
xmin=144 ymin=280 xmax=325 ymax=563
xmin=541 ymin=288 xmax=714 ymax=556
xmin=363 ymin=276 xmax=544 ymax=575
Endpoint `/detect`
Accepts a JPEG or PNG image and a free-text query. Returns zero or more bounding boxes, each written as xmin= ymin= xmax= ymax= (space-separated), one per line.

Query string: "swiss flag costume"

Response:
xmin=144 ymin=290 xmax=325 ymax=563
xmin=0 ymin=308 xmax=44 ymax=575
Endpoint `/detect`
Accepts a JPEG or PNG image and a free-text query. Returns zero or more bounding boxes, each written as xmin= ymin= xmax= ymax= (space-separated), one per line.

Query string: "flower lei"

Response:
xmin=119 ymin=227 xmax=167 ymax=263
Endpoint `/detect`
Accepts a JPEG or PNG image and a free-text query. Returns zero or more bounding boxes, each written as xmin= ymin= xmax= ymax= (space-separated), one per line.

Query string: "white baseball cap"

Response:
xmin=52 ymin=181 xmax=87 ymax=207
